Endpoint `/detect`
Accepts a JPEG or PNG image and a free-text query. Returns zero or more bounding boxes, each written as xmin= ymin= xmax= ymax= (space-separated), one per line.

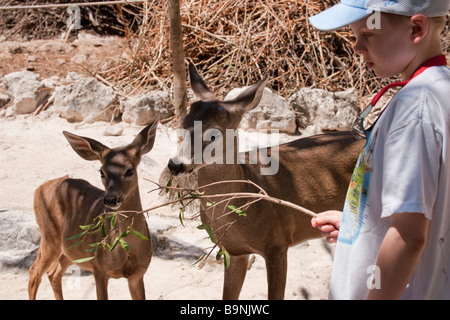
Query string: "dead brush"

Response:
xmin=2 ymin=1 xmax=447 ymax=105
xmin=94 ymin=0 xmax=402 ymax=102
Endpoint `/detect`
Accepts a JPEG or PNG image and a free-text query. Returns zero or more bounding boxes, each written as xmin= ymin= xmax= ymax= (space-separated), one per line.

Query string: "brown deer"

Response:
xmin=167 ymin=64 xmax=364 ymax=299
xmin=28 ymin=120 xmax=158 ymax=300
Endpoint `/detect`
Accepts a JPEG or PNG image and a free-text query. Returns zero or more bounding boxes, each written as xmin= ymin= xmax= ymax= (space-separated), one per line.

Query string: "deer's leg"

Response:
xmin=47 ymin=254 xmax=72 ymax=300
xmin=28 ymin=244 xmax=60 ymax=300
xmin=222 ymin=254 xmax=250 ymax=300
xmin=265 ymin=247 xmax=288 ymax=300
xmin=127 ymin=272 xmax=146 ymax=300
xmin=93 ymin=270 xmax=109 ymax=300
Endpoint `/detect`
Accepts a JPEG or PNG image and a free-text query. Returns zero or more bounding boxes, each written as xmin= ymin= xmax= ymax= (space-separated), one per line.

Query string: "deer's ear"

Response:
xmin=130 ymin=118 xmax=158 ymax=155
xmin=189 ymin=63 xmax=218 ymax=102
xmin=224 ymin=77 xmax=268 ymax=113
xmin=63 ymin=131 xmax=108 ymax=161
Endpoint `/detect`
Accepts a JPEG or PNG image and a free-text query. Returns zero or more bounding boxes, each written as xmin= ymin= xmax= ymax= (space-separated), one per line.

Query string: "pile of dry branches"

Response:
xmin=97 ymin=0 xmax=387 ymax=99
xmin=0 ymin=0 xmax=140 ymax=40
xmin=2 ymin=1 xmax=448 ymax=100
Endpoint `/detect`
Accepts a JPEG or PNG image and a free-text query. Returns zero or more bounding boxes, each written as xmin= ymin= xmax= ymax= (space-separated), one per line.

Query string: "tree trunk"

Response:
xmin=168 ymin=0 xmax=187 ymax=128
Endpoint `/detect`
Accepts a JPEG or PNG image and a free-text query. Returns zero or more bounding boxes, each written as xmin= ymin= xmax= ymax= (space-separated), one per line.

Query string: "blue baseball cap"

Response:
xmin=309 ymin=0 xmax=450 ymax=31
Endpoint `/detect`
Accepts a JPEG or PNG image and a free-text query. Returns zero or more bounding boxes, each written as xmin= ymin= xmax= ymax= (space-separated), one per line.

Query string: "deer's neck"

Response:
xmin=198 ymin=161 xmax=244 ymax=189
xmin=116 ymin=184 xmax=148 ymax=237
xmin=122 ymin=187 xmax=143 ymax=212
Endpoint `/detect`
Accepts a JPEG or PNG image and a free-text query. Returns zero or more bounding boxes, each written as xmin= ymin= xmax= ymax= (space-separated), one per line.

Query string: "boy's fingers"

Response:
xmin=314 ymin=211 xmax=342 ymax=229
xmin=320 ymin=229 xmax=339 ymax=243
xmin=318 ymin=224 xmax=337 ymax=233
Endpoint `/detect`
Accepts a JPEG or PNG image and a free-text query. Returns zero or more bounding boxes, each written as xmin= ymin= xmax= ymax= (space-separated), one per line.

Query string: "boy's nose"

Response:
xmin=353 ymin=39 xmax=367 ymax=55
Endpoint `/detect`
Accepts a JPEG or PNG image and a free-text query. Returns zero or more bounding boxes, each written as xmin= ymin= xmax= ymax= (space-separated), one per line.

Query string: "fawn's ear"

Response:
xmin=63 ymin=131 xmax=108 ymax=161
xmin=130 ymin=118 xmax=159 ymax=155
xmin=223 ymin=77 xmax=269 ymax=113
xmin=189 ymin=63 xmax=218 ymax=102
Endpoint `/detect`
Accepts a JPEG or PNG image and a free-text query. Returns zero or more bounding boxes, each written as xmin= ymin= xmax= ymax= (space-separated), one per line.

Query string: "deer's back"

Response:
xmin=34 ymin=176 xmax=105 ymax=233
xmin=198 ymin=131 xmax=364 ymax=255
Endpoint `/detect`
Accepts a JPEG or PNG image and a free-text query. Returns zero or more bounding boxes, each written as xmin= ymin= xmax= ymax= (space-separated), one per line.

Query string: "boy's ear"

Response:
xmin=410 ymin=14 xmax=429 ymax=44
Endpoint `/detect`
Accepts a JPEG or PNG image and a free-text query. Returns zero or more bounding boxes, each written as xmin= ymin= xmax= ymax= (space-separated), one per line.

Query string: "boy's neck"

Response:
xmin=400 ymin=42 xmax=444 ymax=81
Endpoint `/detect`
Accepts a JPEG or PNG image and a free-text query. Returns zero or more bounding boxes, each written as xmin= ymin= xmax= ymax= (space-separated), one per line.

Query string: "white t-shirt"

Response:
xmin=329 ymin=65 xmax=450 ymax=300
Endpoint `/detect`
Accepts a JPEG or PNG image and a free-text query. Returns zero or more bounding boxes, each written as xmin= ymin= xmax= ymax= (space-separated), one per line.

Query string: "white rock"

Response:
xmin=3 ymin=70 xmax=50 ymax=114
xmin=103 ymin=124 xmax=124 ymax=136
xmin=53 ymin=76 xmax=116 ymax=122
xmin=0 ymin=210 xmax=40 ymax=271
xmin=120 ymin=91 xmax=173 ymax=126
xmin=225 ymin=87 xmax=297 ymax=134
xmin=0 ymin=94 xmax=10 ymax=108
xmin=289 ymin=88 xmax=359 ymax=133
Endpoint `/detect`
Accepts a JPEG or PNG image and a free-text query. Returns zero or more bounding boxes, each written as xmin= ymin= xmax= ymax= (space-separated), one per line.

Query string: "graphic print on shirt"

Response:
xmin=338 ymin=129 xmax=378 ymax=244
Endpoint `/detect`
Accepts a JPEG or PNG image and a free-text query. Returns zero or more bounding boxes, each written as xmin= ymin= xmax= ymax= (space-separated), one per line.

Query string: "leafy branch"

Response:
xmin=153 ymin=177 xmax=318 ymax=269
xmin=66 ymin=177 xmax=317 ymax=268
xmin=66 ymin=210 xmax=149 ymax=264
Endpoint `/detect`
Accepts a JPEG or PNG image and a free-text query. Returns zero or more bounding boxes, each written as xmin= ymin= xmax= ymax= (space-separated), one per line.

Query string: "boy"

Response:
xmin=309 ymin=0 xmax=449 ymax=299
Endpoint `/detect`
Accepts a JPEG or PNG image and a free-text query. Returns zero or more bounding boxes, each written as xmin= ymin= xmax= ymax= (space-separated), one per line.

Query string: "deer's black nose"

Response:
xmin=168 ymin=159 xmax=183 ymax=175
xmin=104 ymin=194 xmax=121 ymax=209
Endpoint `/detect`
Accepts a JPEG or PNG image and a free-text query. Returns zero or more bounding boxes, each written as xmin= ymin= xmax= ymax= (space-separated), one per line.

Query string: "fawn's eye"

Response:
xmin=99 ymin=170 xmax=105 ymax=178
xmin=125 ymin=168 xmax=134 ymax=177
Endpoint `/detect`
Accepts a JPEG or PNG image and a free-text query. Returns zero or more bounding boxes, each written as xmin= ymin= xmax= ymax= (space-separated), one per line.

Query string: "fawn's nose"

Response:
xmin=104 ymin=194 xmax=121 ymax=209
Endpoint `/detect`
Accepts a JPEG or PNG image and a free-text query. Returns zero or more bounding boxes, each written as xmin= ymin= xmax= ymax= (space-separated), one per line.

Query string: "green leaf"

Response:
xmin=206 ymin=201 xmax=215 ymax=207
xmin=165 ymin=177 xmax=172 ymax=193
xmin=101 ymin=222 xmax=106 ymax=238
xmin=216 ymin=248 xmax=231 ymax=269
xmin=109 ymin=237 xmax=120 ymax=251
xmin=88 ymin=228 xmax=102 ymax=235
xmin=79 ymin=224 xmax=91 ymax=231
xmin=104 ymin=241 xmax=112 ymax=251
xmin=197 ymin=224 xmax=215 ymax=243
xmin=119 ymin=229 xmax=131 ymax=238
xmin=133 ymin=229 xmax=149 ymax=240
xmin=89 ymin=242 xmax=101 ymax=248
xmin=104 ymin=213 xmax=116 ymax=220
xmin=223 ymin=249 xmax=230 ymax=269
xmin=92 ymin=218 xmax=102 ymax=229
xmin=215 ymin=251 xmax=222 ymax=261
xmin=67 ymin=240 xmax=83 ymax=250
xmin=72 ymin=256 xmax=95 ymax=264
xmin=120 ymin=238 xmax=130 ymax=251
xmin=110 ymin=214 xmax=116 ymax=229
xmin=228 ymin=205 xmax=247 ymax=216
xmin=66 ymin=230 xmax=88 ymax=241
xmin=193 ymin=253 xmax=206 ymax=266
xmin=179 ymin=206 xmax=185 ymax=227
xmin=189 ymin=191 xmax=205 ymax=198
xmin=88 ymin=219 xmax=102 ymax=234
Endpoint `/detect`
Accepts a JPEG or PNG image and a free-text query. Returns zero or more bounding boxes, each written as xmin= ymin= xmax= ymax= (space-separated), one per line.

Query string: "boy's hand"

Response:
xmin=311 ymin=210 xmax=343 ymax=243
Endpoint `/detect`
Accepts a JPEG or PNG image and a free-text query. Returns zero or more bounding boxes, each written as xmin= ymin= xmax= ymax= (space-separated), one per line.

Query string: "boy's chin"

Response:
xmin=371 ymin=68 xmax=397 ymax=79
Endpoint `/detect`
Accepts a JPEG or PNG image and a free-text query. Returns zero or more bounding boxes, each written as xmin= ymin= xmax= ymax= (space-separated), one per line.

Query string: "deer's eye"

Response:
xmin=99 ymin=170 xmax=105 ymax=178
xmin=216 ymin=106 xmax=226 ymax=118
xmin=125 ymin=168 xmax=134 ymax=177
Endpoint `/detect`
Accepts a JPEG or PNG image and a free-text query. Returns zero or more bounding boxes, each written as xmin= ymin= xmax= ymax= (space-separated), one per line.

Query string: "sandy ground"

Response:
xmin=0 ymin=112 xmax=335 ymax=300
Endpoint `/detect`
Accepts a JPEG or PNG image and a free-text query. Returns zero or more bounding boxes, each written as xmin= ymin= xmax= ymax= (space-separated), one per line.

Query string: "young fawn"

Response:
xmin=28 ymin=120 xmax=158 ymax=300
